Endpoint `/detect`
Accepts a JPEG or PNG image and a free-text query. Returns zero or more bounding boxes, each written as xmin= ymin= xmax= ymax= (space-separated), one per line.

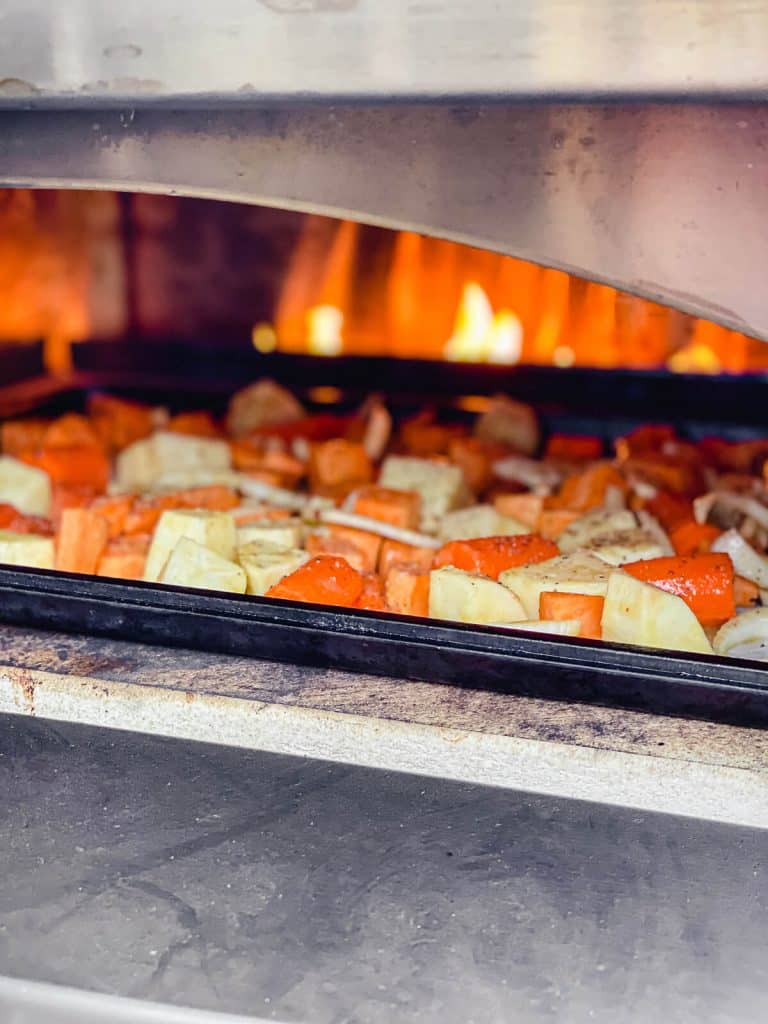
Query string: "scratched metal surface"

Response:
xmin=0 ymin=714 xmax=767 ymax=1023
xmin=1 ymin=0 xmax=768 ymax=101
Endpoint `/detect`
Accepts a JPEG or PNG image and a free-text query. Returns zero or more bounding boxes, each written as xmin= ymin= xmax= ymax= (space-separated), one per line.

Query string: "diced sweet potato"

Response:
xmin=56 ymin=508 xmax=109 ymax=574
xmin=1 ymin=419 xmax=49 ymax=457
xmin=97 ymin=533 xmax=149 ymax=580
xmin=88 ymin=394 xmax=159 ymax=452
xmin=552 ymin=462 xmax=627 ymax=513
xmin=308 ymin=439 xmax=373 ymax=496
xmin=230 ymin=441 xmax=305 ymax=487
xmin=401 ymin=417 xmax=462 ymax=456
xmin=355 ymin=573 xmax=387 ymax=612
xmin=384 ymin=563 xmax=430 ymax=617
xmin=22 ymin=446 xmax=110 ymax=492
xmin=537 ymin=509 xmax=580 ymax=541
xmin=166 ymin=411 xmax=221 ymax=438
xmin=447 ymin=437 xmax=506 ymax=494
xmin=50 ymin=484 xmax=99 ymax=527
xmin=669 ymin=520 xmax=721 ymax=556
xmin=539 ymin=591 xmax=604 ymax=639
xmin=326 ymin=525 xmax=382 ymax=574
xmin=352 ymin=485 xmax=421 ymax=530
xmin=378 ymin=540 xmax=436 ymax=576
xmin=545 ymin=435 xmax=603 ymax=461
xmin=266 ymin=556 xmax=364 ymax=607
xmin=433 ymin=535 xmax=559 ymax=581
xmin=89 ymin=494 xmax=134 ymax=539
xmin=305 ymin=532 xmax=369 ymax=574
xmin=493 ymin=493 xmax=544 ymax=529
xmin=173 ymin=486 xmax=241 ymax=511
xmin=43 ymin=414 xmax=103 ymax=450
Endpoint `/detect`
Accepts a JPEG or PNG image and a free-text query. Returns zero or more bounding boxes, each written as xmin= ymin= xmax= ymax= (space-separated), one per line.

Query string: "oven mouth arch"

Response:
xmin=1 ymin=101 xmax=767 ymax=339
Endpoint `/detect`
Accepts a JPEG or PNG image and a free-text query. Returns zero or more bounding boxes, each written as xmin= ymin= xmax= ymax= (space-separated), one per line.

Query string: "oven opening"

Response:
xmin=1 ymin=186 xmax=767 ymax=721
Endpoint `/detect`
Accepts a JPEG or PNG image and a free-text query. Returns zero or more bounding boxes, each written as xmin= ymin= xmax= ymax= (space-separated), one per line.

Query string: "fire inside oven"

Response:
xmin=1 ymin=187 xmax=768 ymax=725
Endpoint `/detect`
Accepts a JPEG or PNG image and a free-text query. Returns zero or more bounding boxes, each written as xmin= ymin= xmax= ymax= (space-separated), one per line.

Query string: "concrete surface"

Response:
xmin=0 ymin=715 xmax=767 ymax=1023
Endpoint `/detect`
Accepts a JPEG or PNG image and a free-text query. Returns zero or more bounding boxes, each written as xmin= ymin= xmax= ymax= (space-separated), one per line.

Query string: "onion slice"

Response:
xmin=313 ymin=507 xmax=441 ymax=549
xmin=714 ymin=608 xmax=768 ymax=657
xmin=711 ymin=529 xmax=768 ymax=589
xmin=492 ymin=456 xmax=561 ymax=494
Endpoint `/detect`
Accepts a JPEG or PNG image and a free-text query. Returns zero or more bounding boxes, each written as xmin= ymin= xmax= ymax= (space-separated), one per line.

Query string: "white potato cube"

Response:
xmin=499 ymin=552 xmax=612 ymax=618
xmin=586 ymin=528 xmax=668 ymax=566
xmin=558 ymin=509 xmax=637 ymax=554
xmin=0 ymin=530 xmax=54 ymax=570
xmin=429 ymin=565 xmax=526 ymax=625
xmin=144 ymin=509 xmax=237 ymax=582
xmin=0 ymin=456 xmax=51 ymax=516
xmin=379 ymin=456 xmax=468 ymax=532
xmin=437 ymin=504 xmax=529 ymax=541
xmin=159 ymin=538 xmax=246 ymax=594
xmin=601 ymin=570 xmax=712 ymax=655
xmin=238 ymin=541 xmax=309 ymax=596
xmin=115 ymin=431 xmax=231 ymax=492
xmin=237 ymin=518 xmax=303 ymax=550
xmin=226 ymin=379 xmax=305 ymax=437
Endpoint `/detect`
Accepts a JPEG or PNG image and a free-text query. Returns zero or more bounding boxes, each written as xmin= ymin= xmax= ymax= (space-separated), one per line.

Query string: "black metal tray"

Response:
xmin=1 ymin=565 xmax=767 ymax=728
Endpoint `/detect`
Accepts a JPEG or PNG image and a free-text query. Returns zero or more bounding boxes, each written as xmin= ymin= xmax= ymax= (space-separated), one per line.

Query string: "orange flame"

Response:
xmin=273 ymin=217 xmax=768 ymax=373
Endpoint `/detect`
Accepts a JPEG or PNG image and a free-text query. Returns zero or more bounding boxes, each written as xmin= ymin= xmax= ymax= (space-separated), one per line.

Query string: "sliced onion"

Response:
xmin=492 ymin=456 xmax=561 ymax=494
xmin=711 ymin=529 xmax=768 ymax=588
xmin=714 ymin=608 xmax=768 ymax=656
xmin=316 ymin=507 xmax=441 ymax=549
xmin=237 ymin=475 xmax=312 ymax=512
xmin=693 ymin=493 xmax=718 ymax=524
xmin=696 ymin=491 xmax=768 ymax=530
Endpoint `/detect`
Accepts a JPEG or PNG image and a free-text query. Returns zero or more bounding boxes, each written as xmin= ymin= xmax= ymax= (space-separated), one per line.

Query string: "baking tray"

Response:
xmin=0 ymin=564 xmax=766 ymax=728
xmin=2 ymin=351 xmax=768 ymax=727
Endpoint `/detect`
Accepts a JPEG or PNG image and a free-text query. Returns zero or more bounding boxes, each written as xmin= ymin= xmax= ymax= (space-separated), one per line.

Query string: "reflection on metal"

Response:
xmin=0 ymin=976 xmax=272 ymax=1024
xmin=1 ymin=0 xmax=768 ymax=101
xmin=1 ymin=103 xmax=767 ymax=338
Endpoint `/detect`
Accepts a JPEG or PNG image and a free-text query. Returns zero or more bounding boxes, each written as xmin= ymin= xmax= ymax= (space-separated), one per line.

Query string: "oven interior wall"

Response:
xmin=2 ymin=188 xmax=768 ymax=381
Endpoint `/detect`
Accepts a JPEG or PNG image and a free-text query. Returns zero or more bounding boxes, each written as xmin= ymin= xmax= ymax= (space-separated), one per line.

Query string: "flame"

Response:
xmin=444 ymin=282 xmax=522 ymax=364
xmin=306 ymin=304 xmax=344 ymax=356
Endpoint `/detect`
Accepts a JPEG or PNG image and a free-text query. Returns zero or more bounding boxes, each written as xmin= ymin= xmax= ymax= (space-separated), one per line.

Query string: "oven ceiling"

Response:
xmin=1 ymin=0 xmax=768 ymax=103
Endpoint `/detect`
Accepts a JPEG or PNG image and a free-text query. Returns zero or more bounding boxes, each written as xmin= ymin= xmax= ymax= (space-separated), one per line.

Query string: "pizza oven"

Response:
xmin=2 ymin=2 xmax=768 ymax=724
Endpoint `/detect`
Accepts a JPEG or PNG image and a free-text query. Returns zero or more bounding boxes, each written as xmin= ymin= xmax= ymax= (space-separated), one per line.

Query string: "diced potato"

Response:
xmin=379 ymin=456 xmax=469 ymax=532
xmin=159 ymin=537 xmax=246 ymax=594
xmin=499 ymin=551 xmax=612 ymax=618
xmin=115 ymin=431 xmax=231 ymax=492
xmin=237 ymin=540 xmax=309 ymax=596
xmin=226 ymin=379 xmax=305 ymax=437
xmin=144 ymin=509 xmax=237 ymax=582
xmin=429 ymin=565 xmax=526 ymax=625
xmin=237 ymin=518 xmax=303 ymax=550
xmin=585 ymin=528 xmax=668 ymax=566
xmin=474 ymin=396 xmax=539 ymax=455
xmin=601 ymin=570 xmax=713 ymax=655
xmin=437 ymin=504 xmax=529 ymax=541
xmin=558 ymin=509 xmax=637 ymax=554
xmin=0 ymin=529 xmax=54 ymax=570
xmin=0 ymin=455 xmax=51 ymax=516
xmin=489 ymin=619 xmax=581 ymax=637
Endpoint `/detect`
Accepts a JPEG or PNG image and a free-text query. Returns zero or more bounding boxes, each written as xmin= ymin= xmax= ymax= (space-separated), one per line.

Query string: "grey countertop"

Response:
xmin=1 ymin=714 xmax=768 ymax=1024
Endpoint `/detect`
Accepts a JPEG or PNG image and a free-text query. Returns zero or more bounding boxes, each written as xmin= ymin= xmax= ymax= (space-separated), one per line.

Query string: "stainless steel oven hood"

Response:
xmin=1 ymin=2 xmax=768 ymax=338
